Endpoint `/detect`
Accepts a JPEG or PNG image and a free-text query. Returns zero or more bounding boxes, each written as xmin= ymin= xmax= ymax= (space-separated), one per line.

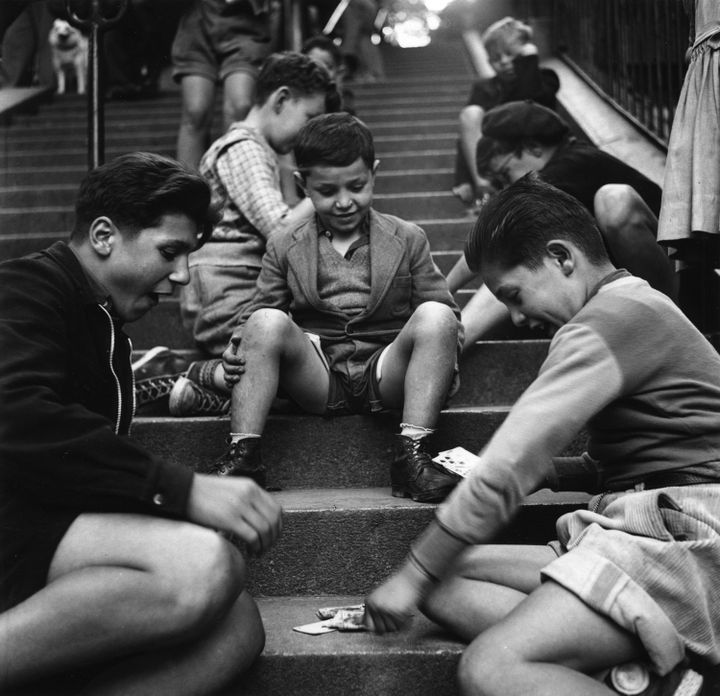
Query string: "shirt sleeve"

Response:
xmin=413 ymin=321 xmax=624 ymax=575
xmin=216 ymin=138 xmax=291 ymax=239
xmin=0 ymin=260 xmax=193 ymax=518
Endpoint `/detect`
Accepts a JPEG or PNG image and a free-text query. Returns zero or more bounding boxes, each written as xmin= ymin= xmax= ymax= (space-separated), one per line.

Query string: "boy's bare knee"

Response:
xmin=594 ymin=184 xmax=641 ymax=232
xmin=180 ymin=102 xmax=214 ymax=132
xmin=411 ymin=301 xmax=459 ymax=334
xmin=458 ymin=637 xmax=509 ymax=696
xmin=156 ymin=527 xmax=245 ymax=637
xmin=460 ymin=105 xmax=483 ymax=130
xmin=243 ymin=308 xmax=293 ymax=345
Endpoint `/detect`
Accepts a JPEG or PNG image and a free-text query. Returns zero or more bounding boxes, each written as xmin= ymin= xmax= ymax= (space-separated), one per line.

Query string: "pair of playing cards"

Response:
xmin=293 ymin=604 xmax=366 ymax=635
xmin=433 ymin=446 xmax=482 ymax=477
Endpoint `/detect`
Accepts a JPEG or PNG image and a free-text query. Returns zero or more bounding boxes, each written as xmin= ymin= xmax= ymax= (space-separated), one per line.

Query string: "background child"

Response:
xmin=172 ymin=113 xmax=464 ymax=503
xmin=176 ymin=52 xmax=336 ymax=396
xmin=453 ymin=16 xmax=560 ymax=206
xmin=447 ymin=100 xmax=676 ymax=350
xmin=364 ymin=176 xmax=720 ymax=696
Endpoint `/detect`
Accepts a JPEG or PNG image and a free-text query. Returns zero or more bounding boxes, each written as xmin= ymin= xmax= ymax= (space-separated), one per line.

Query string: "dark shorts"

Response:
xmin=324 ymin=345 xmax=387 ymax=416
xmin=171 ymin=2 xmax=272 ymax=83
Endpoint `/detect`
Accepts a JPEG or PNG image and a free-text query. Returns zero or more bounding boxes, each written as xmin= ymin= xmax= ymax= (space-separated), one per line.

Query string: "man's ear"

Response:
xmin=546 ymin=240 xmax=575 ymax=275
xmin=372 ymin=159 xmax=380 ymax=175
xmin=88 ymin=217 xmax=116 ymax=258
xmin=271 ymin=86 xmax=292 ymax=114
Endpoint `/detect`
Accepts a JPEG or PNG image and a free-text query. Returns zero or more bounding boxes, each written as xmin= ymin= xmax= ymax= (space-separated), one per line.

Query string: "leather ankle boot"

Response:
xmin=391 ymin=434 xmax=460 ymax=503
xmin=208 ymin=438 xmax=266 ymax=488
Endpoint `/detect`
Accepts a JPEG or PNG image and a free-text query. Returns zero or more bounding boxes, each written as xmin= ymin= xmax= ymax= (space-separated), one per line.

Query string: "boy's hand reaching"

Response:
xmin=363 ymin=559 xmax=436 ymax=634
xmin=188 ymin=474 xmax=282 ymax=556
xmin=222 ymin=333 xmax=245 ymax=389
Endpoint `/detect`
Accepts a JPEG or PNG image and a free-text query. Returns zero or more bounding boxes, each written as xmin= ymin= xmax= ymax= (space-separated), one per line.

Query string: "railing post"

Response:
xmin=65 ymin=0 xmax=128 ymax=170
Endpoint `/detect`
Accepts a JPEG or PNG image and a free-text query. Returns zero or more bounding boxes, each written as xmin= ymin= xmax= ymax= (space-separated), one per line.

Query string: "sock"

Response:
xmin=399 ymin=423 xmax=435 ymax=440
xmin=195 ymin=358 xmax=223 ymax=391
xmin=230 ymin=433 xmax=261 ymax=444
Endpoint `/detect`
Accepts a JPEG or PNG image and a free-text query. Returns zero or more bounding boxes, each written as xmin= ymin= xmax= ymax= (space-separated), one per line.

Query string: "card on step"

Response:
xmin=433 ymin=446 xmax=482 ymax=477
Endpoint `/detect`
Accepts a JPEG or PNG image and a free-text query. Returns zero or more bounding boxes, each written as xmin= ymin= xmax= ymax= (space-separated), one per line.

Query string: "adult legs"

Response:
xmin=176 ymin=75 xmax=217 ymax=169
xmin=222 ymin=70 xmax=256 ymax=131
xmin=376 ymin=301 xmax=459 ymax=427
xmin=594 ymin=184 xmax=678 ymax=301
xmin=0 ymin=513 xmax=263 ymax=695
xmin=229 ymin=308 xmax=331 ymax=434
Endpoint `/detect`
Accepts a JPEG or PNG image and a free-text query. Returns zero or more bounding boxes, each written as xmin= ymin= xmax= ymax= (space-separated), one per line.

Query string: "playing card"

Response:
xmin=433 ymin=446 xmax=482 ymax=477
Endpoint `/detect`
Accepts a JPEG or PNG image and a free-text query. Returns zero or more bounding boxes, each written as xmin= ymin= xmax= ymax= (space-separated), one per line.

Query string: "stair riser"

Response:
xmin=245 ymin=499 xmax=585 ymax=596
xmin=132 ymin=411 xmax=584 ymax=488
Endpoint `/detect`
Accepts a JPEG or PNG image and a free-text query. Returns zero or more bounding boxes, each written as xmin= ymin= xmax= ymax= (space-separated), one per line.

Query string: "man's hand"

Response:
xmin=222 ymin=333 xmax=245 ymax=389
xmin=363 ymin=560 xmax=435 ymax=634
xmin=187 ymin=474 xmax=282 ymax=556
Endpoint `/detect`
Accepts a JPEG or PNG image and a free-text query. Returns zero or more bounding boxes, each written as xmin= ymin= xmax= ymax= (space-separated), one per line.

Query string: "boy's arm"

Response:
xmin=0 ymin=261 xmax=193 ymax=517
xmin=216 ymin=140 xmax=313 ymax=239
xmin=365 ymin=321 xmax=624 ymax=630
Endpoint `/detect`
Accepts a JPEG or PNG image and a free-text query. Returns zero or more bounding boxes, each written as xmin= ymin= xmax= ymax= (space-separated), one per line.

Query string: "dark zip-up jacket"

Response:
xmin=0 ymin=242 xmax=193 ymax=610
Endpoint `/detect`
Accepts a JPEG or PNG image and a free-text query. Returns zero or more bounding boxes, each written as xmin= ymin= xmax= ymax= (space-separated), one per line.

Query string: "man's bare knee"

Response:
xmin=459 ymin=105 xmax=483 ymax=130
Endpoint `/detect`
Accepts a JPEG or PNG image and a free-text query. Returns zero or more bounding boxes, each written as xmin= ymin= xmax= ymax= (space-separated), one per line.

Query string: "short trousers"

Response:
xmin=303 ymin=336 xmax=390 ymax=416
xmin=171 ymin=2 xmax=272 ymax=84
xmin=180 ymin=262 xmax=260 ymax=357
xmin=542 ymin=485 xmax=720 ymax=676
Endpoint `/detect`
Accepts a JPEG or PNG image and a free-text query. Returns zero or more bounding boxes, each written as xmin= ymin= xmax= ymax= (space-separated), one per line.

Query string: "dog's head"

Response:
xmin=49 ymin=19 xmax=83 ymax=49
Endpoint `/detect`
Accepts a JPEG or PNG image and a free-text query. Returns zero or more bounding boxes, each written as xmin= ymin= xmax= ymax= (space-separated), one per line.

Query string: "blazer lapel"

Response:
xmin=286 ymin=218 xmax=328 ymax=309
xmin=364 ymin=211 xmax=404 ymax=316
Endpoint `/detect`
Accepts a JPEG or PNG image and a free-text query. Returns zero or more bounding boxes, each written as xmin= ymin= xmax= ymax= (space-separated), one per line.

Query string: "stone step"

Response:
xmin=242 ymin=488 xmax=588 ymax=596
xmin=240 ymin=595 xmax=462 ymax=696
xmin=132 ymin=408 xmax=584 ymax=490
xmin=0 ymin=168 xmax=455 ymax=208
xmin=0 ymin=217 xmax=473 ymax=263
xmin=373 ymin=191 xmax=467 ymax=219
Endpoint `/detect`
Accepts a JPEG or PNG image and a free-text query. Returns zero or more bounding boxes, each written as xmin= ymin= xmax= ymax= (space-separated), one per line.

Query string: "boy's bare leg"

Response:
xmin=376 ymin=301 xmax=459 ymax=427
xmin=457 ymin=579 xmax=643 ymax=696
xmin=460 ymin=284 xmax=512 ymax=351
xmin=593 ymin=184 xmax=678 ymax=301
xmin=176 ymin=75 xmax=216 ymax=169
xmin=230 ymin=308 xmax=330 ymax=434
xmin=0 ymin=513 xmax=261 ymax=694
xmin=457 ymin=105 xmax=486 ymax=198
xmin=421 ymin=544 xmax=557 ymax=641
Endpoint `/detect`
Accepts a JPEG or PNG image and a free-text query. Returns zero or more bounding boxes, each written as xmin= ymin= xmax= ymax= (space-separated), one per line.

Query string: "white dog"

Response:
xmin=48 ymin=19 xmax=88 ymax=95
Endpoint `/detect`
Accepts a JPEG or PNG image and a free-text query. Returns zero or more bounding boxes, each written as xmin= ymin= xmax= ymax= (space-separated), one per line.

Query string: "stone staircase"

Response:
xmin=0 ymin=38 xmax=590 ymax=694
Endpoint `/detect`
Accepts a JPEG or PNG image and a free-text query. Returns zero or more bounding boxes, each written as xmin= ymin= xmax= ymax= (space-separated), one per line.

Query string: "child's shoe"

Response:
xmin=605 ymin=661 xmax=703 ymax=695
xmin=133 ymin=346 xmax=190 ymax=409
xmin=208 ymin=438 xmax=266 ymax=487
xmin=391 ymin=435 xmax=461 ymax=503
xmin=168 ymin=376 xmax=229 ymax=416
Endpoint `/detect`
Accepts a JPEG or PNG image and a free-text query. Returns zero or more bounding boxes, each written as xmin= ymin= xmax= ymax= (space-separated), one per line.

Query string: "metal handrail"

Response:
xmin=65 ymin=0 xmax=128 ymax=169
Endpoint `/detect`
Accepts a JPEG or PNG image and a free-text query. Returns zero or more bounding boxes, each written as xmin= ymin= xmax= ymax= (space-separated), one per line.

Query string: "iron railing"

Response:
xmin=550 ymin=0 xmax=691 ymax=149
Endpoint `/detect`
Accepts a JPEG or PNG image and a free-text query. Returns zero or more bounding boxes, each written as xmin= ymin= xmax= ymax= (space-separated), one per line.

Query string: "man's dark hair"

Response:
xmin=294 ymin=113 xmax=375 ymax=173
xmin=301 ymin=35 xmax=343 ymax=68
xmin=255 ymin=51 xmax=336 ymax=106
xmin=465 ymin=174 xmax=609 ymax=272
xmin=72 ymin=152 xmax=219 ymax=245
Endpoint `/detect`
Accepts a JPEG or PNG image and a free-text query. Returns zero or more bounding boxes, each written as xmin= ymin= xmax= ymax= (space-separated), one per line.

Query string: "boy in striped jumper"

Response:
xmin=364 ymin=175 xmax=720 ymax=696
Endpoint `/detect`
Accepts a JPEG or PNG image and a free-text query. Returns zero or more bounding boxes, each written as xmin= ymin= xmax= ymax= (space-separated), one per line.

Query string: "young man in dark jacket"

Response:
xmin=0 ymin=152 xmax=282 ymax=695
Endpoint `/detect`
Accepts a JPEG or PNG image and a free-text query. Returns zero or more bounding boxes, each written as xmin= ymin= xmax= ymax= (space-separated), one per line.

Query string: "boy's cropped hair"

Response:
xmin=294 ymin=113 xmax=374 ymax=173
xmin=481 ymin=16 xmax=533 ymax=54
xmin=254 ymin=51 xmax=335 ymax=105
xmin=301 ymin=35 xmax=343 ymax=68
xmin=465 ymin=174 xmax=609 ymax=271
xmin=72 ymin=152 xmax=219 ymax=245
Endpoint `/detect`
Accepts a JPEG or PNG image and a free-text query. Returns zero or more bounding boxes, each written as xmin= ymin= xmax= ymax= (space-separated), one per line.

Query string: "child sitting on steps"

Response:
xmin=171 ymin=113 xmax=464 ymax=503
